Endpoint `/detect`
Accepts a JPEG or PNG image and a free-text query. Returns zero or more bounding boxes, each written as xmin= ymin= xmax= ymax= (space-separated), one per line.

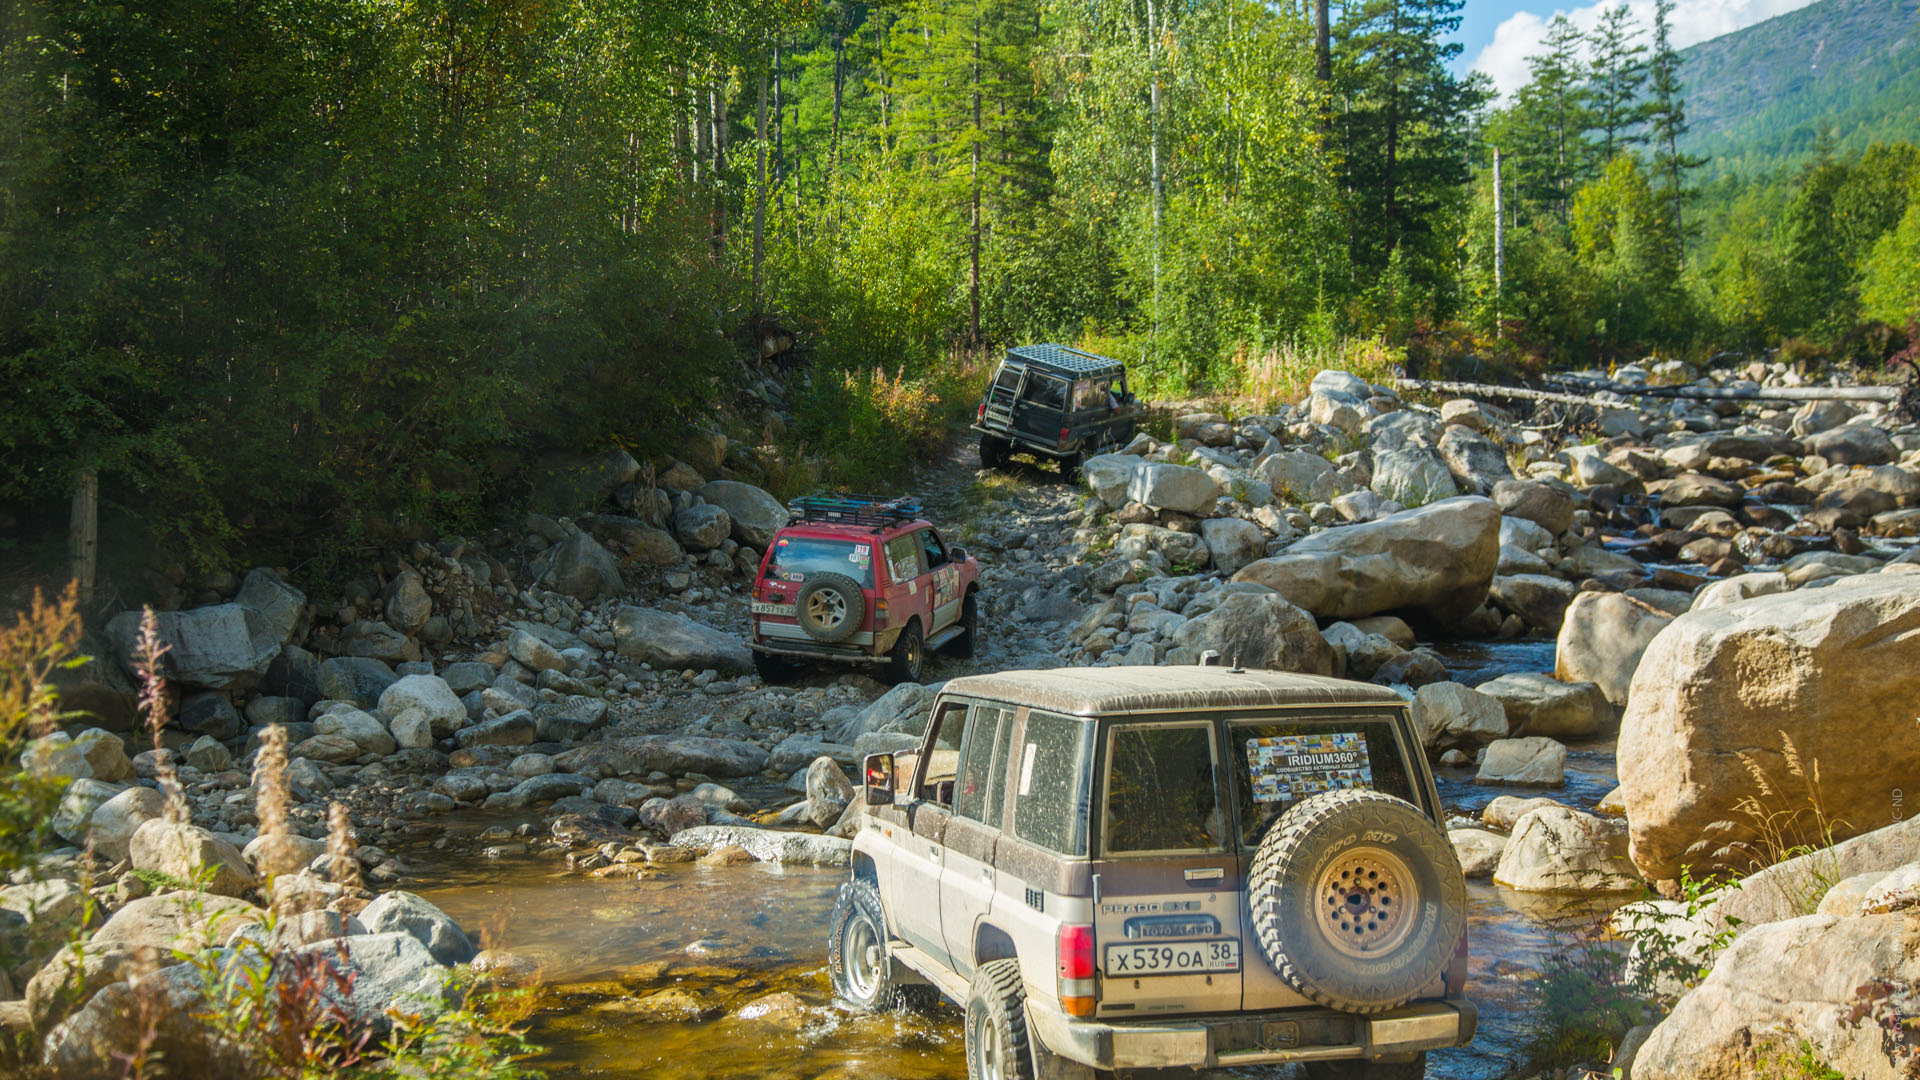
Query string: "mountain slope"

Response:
xmin=1678 ymin=0 xmax=1920 ymax=176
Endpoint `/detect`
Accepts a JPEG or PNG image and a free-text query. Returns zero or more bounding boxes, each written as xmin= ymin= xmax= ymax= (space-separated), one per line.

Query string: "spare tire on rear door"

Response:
xmin=796 ymin=573 xmax=865 ymax=644
xmin=1247 ymin=788 xmax=1465 ymax=1014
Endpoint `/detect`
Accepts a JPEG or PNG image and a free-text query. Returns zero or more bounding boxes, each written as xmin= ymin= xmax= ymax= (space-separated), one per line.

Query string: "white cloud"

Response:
xmin=1470 ymin=0 xmax=1823 ymax=101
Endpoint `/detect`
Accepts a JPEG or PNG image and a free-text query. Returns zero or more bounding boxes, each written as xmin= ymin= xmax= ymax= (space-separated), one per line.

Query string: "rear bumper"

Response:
xmin=1025 ymin=998 xmax=1477 ymax=1070
xmin=750 ymin=621 xmax=888 ymax=664
xmin=971 ymin=424 xmax=1074 ymax=459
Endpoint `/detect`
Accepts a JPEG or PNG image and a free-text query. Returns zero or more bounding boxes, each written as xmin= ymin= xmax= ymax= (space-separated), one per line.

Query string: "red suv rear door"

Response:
xmin=880 ymin=529 xmax=932 ymax=642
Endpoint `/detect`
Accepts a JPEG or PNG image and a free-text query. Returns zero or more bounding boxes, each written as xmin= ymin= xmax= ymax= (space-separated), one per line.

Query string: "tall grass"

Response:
xmin=1733 ymin=732 xmax=1848 ymax=914
xmin=785 ymin=350 xmax=989 ymax=497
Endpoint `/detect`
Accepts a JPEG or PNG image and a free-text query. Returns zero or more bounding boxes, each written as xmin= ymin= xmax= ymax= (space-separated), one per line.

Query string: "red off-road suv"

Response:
xmin=748 ymin=494 xmax=983 ymax=684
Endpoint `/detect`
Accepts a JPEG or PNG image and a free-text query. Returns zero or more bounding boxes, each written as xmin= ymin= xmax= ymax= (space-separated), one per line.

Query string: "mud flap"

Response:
xmin=1023 ymin=1001 xmax=1101 ymax=1080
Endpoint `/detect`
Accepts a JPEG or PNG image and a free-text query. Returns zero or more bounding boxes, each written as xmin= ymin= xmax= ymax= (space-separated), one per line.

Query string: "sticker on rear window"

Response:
xmin=1018 ymin=741 xmax=1039 ymax=795
xmin=1244 ymin=733 xmax=1371 ymax=804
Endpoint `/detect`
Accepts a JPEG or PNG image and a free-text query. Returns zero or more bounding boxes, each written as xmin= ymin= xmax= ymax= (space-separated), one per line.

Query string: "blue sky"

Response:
xmin=1451 ymin=0 xmax=1824 ymax=99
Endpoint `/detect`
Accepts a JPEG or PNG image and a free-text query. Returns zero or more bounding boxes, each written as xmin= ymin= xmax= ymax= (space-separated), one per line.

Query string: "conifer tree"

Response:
xmin=1645 ymin=0 xmax=1703 ymax=246
xmin=1586 ymin=4 xmax=1649 ymax=168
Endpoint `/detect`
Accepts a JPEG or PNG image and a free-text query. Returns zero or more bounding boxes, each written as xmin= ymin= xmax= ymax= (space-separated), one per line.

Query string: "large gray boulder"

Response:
xmin=671 ymin=503 xmax=731 ymax=552
xmin=1128 ymin=463 xmax=1222 ymax=516
xmin=314 ymin=707 xmax=396 ymax=756
xmin=1634 ymin=913 xmax=1919 ymax=1080
xmin=669 ymin=825 xmax=852 ymax=866
xmin=538 ymin=532 xmax=626 ymax=601
xmin=377 ymin=675 xmax=466 ymax=738
xmin=1492 ymin=479 xmax=1575 ymax=534
xmin=1807 ymin=422 xmax=1897 ymax=466
xmin=1198 ymin=518 xmax=1266 ymax=577
xmin=1436 ymin=425 xmax=1513 ymax=494
xmin=1474 ymin=736 xmax=1566 ymax=786
xmin=613 ymin=606 xmax=752 ymax=673
xmin=1494 ymin=805 xmax=1640 ymax=892
xmin=1555 ymin=591 xmax=1674 ymax=706
xmin=128 ymin=820 xmax=257 ymax=898
xmin=357 ymin=891 xmax=475 ymax=966
xmin=1412 ymin=681 xmax=1507 ymax=749
xmin=88 ymin=787 xmax=167 ymax=863
xmin=1257 ymin=450 xmax=1352 ymax=504
xmin=1476 ymin=672 xmax=1607 ymax=738
xmin=315 ymin=657 xmax=398 ymax=709
xmin=697 ymin=481 xmax=790 ymax=549
xmin=1232 ymin=497 xmax=1501 ymax=622
xmin=1082 ymin=453 xmax=1141 ymax=509
xmin=104 ymin=581 xmax=302 ymax=690
xmin=1618 ymin=574 xmax=1920 ymax=884
xmin=1370 ymin=449 xmax=1458 ymax=506
xmin=53 ymin=779 xmax=126 ymax=845
xmin=554 ymin=734 xmax=770 ymax=778
xmin=832 ymin=681 xmax=945 ymax=742
xmin=1169 ymin=593 xmax=1333 ymax=675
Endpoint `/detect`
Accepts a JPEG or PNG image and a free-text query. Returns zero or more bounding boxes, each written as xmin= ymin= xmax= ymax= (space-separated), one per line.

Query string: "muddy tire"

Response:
xmin=965 ymin=958 xmax=1036 ymax=1080
xmin=828 ymin=879 xmax=912 ymax=1012
xmin=1303 ymin=1054 xmax=1428 ymax=1080
xmin=980 ymin=435 xmax=1008 ymax=470
xmin=1058 ymin=452 xmax=1082 ymax=483
xmin=796 ymin=573 xmax=864 ymax=643
xmin=752 ymin=651 xmax=798 ymax=683
xmin=1248 ymin=788 xmax=1465 ymax=1014
xmin=949 ymin=591 xmax=979 ymax=658
xmin=885 ymin=620 xmax=925 ymax=684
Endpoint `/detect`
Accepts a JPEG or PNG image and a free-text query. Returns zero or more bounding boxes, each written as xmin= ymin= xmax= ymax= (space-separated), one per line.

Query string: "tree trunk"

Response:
xmin=68 ymin=467 xmax=97 ymax=605
xmin=970 ymin=12 xmax=983 ymax=345
xmin=753 ymin=53 xmax=769 ymax=308
xmin=710 ymin=78 xmax=728 ymax=258
xmin=1314 ymin=0 xmax=1330 ymax=82
xmin=1147 ymin=0 xmax=1163 ymax=351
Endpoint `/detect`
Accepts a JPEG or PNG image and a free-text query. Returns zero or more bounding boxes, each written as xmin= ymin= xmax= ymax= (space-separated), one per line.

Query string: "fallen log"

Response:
xmin=1541 ymin=373 xmax=1899 ymax=403
xmin=1389 ymin=379 xmax=1623 ymax=408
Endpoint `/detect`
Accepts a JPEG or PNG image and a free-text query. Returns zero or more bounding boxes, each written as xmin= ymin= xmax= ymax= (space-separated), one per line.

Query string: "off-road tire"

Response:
xmin=980 ymin=435 xmax=1009 ymax=470
xmin=1248 ymin=788 xmax=1465 ymax=1014
xmin=1058 ymin=452 xmax=1082 ymax=483
xmin=885 ymin=620 xmax=925 ymax=684
xmin=948 ymin=591 xmax=979 ymax=658
xmin=752 ymin=651 xmax=797 ymax=683
xmin=795 ymin=573 xmax=864 ymax=644
xmin=965 ymin=958 xmax=1036 ymax=1080
xmin=1303 ymin=1054 xmax=1428 ymax=1080
xmin=828 ymin=879 xmax=913 ymax=1012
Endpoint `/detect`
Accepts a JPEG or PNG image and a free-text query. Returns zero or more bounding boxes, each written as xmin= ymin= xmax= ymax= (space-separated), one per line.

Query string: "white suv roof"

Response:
xmin=939 ymin=666 xmax=1405 ymax=718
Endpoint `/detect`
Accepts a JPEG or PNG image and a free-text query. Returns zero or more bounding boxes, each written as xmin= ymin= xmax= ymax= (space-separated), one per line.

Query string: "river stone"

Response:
xmin=1807 ymin=422 xmax=1897 ymax=466
xmin=1449 ymin=828 xmax=1506 ymax=878
xmin=1487 ymin=574 xmax=1576 ymax=631
xmin=69 ymin=729 xmax=132 ymax=783
xmin=314 ymin=707 xmax=395 ymax=756
xmin=1858 ymin=863 xmax=1920 ymax=915
xmin=178 ymin=692 xmax=243 ymax=740
xmin=1412 ymin=682 xmax=1507 ymax=749
xmin=1475 ymin=673 xmax=1606 ymax=738
xmin=636 ymin=794 xmax=709 ymax=837
xmin=538 ymin=531 xmax=626 ymax=601
xmin=555 ymin=734 xmax=770 ymax=778
xmin=669 ymin=825 xmax=852 ymax=867
xmin=1081 ymin=453 xmax=1141 ymax=508
xmin=22 ymin=731 xmax=91 ymax=782
xmin=1436 ymin=425 xmax=1513 ymax=494
xmin=341 ymin=619 xmax=414 ymax=662
xmin=1129 ymin=463 xmax=1223 ymax=515
xmin=383 ymin=570 xmax=432 ymax=634
xmin=103 ymin=602 xmax=281 ymax=692
xmin=242 ymin=832 xmax=326 ymax=879
xmin=805 ymin=757 xmax=854 ymax=829
xmin=506 ymin=630 xmax=565 ymax=674
xmin=1167 ymin=593 xmax=1330 ymax=675
xmin=358 ymin=891 xmax=475 ymax=966
xmin=1494 ymin=805 xmax=1640 ymax=892
xmin=1232 ymin=497 xmax=1500 ymax=622
xmin=1370 ymin=448 xmax=1458 ymax=505
xmin=88 ymin=786 xmax=167 ymax=863
xmin=378 ymin=674 xmax=467 ymax=738
xmin=1195 ymin=518 xmax=1264 ymax=577
xmin=1308 ymin=391 xmax=1365 ymax=436
xmin=671 ymin=503 xmax=731 ymax=552
xmin=696 ymin=481 xmax=790 ymax=549
xmin=456 ymin=711 xmax=536 ymax=748
xmin=613 ymin=606 xmax=752 ymax=673
xmin=1692 ymin=571 xmax=1790 ymax=612
xmin=39 ymin=961 xmax=235 ymax=1076
xmin=1660 ymin=472 xmax=1743 ymax=508
xmin=1257 ymin=450 xmax=1351 ymax=504
xmin=1618 ymin=574 xmax=1920 ymax=883
xmin=129 ymin=819 xmax=257 ymax=897
xmin=90 ymin=892 xmax=266 ymax=955
xmin=315 ymin=657 xmax=398 ymax=708
xmin=24 ymin=942 xmax=142 ymax=1035
xmin=51 ymin=779 xmax=125 ymax=845
xmin=1492 ymin=479 xmax=1575 ymax=534
xmin=1633 ymin=913 xmax=1919 ymax=1080
xmin=767 ymin=734 xmax=859 ymax=774
xmin=293 ymin=732 xmax=362 ymax=764
xmin=1481 ymin=795 xmax=1567 ymax=830
xmin=831 ymin=681 xmax=946 ymax=742
xmin=1474 ymin=737 xmax=1566 ymax=786
xmin=1555 ymin=591 xmax=1674 ymax=706
xmin=184 ymin=735 xmax=230 ymax=773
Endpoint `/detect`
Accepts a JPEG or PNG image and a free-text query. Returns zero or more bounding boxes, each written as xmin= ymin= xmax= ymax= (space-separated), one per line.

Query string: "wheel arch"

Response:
xmin=973 ymin=920 xmax=1018 ymax=969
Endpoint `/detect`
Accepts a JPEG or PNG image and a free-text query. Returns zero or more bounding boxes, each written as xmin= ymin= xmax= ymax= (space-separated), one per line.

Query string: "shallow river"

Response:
xmin=415 ymin=637 xmax=1630 ymax=1080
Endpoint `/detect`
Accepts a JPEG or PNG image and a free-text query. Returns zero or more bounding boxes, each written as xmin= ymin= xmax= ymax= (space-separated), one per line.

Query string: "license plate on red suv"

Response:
xmin=1104 ymin=939 xmax=1240 ymax=976
xmin=751 ymin=602 xmax=795 ymax=616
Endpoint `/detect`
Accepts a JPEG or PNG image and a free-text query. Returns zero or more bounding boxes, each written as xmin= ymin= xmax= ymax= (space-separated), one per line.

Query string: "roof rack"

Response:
xmin=1005 ymin=343 xmax=1124 ymax=375
xmin=786 ymin=492 xmax=924 ymax=530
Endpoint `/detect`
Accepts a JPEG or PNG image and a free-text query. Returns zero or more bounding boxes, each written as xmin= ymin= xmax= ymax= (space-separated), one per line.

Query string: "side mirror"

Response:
xmin=949 ymin=546 xmax=969 ymax=562
xmin=863 ymin=753 xmax=895 ymax=807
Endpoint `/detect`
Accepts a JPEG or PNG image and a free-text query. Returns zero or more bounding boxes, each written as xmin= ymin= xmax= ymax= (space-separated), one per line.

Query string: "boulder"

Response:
xmin=1436 ymin=425 xmax=1514 ymax=494
xmin=377 ymin=675 xmax=466 ymax=737
xmin=1660 ymin=472 xmax=1743 ymax=508
xmin=1487 ymin=574 xmax=1576 ymax=631
xmin=383 ymin=571 xmax=433 ymax=634
xmin=242 ymin=832 xmax=326 ymax=879
xmin=22 ymin=731 xmax=91 ymax=782
xmin=1169 ymin=593 xmax=1334 ymax=676
xmin=1476 ymin=673 xmax=1607 ymax=738
xmin=177 ymin=692 xmax=243 ymax=740
xmin=1482 ymin=795 xmax=1568 ymax=830
xmin=52 ymin=779 xmax=125 ymax=845
xmin=313 ymin=707 xmax=396 ymax=756
xmin=1449 ymin=828 xmax=1507 ymax=878
xmin=539 ymin=532 xmax=626 ymax=601
xmin=613 ymin=606 xmax=752 ymax=674
xmin=340 ymin=619 xmax=414 ymax=662
xmin=1494 ymin=805 xmax=1640 ymax=892
xmin=1691 ymin=571 xmax=1790 ymax=612
xmin=1128 ymin=463 xmax=1222 ymax=516
xmin=292 ymin=732 xmax=362 ymax=764
xmin=1369 ymin=449 xmax=1458 ymax=506
xmin=315 ymin=657 xmax=398 ymax=709
xmin=671 ymin=503 xmax=732 ymax=552
xmin=1633 ymin=914 xmax=1919 ymax=1080
xmin=183 ymin=735 xmax=230 ymax=772
xmin=1492 ymin=480 xmax=1575 ymax=534
xmin=668 ymin=825 xmax=852 ymax=867
xmin=70 ymin=730 xmax=132 ymax=783
xmin=696 ymin=481 xmax=790 ymax=549
xmin=1618 ymin=574 xmax=1920 ymax=883
xmin=128 ymin=820 xmax=257 ymax=897
xmin=454 ymin=711 xmax=536 ymax=748
xmin=1231 ymin=497 xmax=1501 ymax=622
xmin=1474 ymin=736 xmax=1566 ymax=786
xmin=553 ymin=734 xmax=771 ymax=778
xmin=1257 ymin=450 xmax=1350 ymax=504
xmin=1197 ymin=518 xmax=1265 ymax=577
xmin=1412 ymin=682 xmax=1507 ymax=749
xmin=805 ymin=757 xmax=855 ymax=829
xmin=103 ymin=595 xmax=292 ymax=692
xmin=1554 ymin=591 xmax=1674 ymax=707
xmin=357 ymin=891 xmax=476 ymax=966
xmin=507 ymin=629 xmax=565 ymax=673
xmin=533 ymin=447 xmax=641 ymax=515
xmin=88 ymin=786 xmax=167 ymax=863
xmin=832 ymin=681 xmax=945 ymax=742
xmin=1807 ymin=423 xmax=1897 ymax=466
xmin=1082 ymin=453 xmax=1141 ymax=508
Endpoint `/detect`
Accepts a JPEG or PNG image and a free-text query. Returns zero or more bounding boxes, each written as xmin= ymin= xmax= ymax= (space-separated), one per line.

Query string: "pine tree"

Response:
xmin=1586 ymin=4 xmax=1649 ymax=168
xmin=1501 ymin=14 xmax=1592 ymax=226
xmin=1645 ymin=0 xmax=1703 ymax=246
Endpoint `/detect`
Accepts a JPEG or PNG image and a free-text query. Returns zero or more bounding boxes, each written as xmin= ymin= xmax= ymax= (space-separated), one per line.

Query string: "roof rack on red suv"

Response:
xmin=785 ymin=492 xmax=925 ymax=531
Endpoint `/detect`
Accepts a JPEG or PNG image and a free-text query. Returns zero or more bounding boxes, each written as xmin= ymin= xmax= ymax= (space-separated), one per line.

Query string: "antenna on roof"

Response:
xmin=1229 ymin=654 xmax=1245 ymax=674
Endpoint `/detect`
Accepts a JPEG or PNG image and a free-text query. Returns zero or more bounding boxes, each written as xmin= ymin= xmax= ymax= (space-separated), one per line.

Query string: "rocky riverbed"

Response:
xmin=11 ymin=356 xmax=1920 ymax=1077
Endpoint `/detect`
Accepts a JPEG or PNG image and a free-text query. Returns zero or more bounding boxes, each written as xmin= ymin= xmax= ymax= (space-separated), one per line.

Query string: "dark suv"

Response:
xmin=973 ymin=344 xmax=1138 ymax=480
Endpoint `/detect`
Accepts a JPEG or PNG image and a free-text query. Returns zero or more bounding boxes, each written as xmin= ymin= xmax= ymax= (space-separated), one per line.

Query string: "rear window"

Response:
xmin=1022 ymin=374 xmax=1068 ymax=411
xmin=991 ymin=363 xmax=1024 ymax=394
xmin=766 ymin=537 xmax=873 ymax=588
xmin=1102 ymin=723 xmax=1224 ymax=855
xmin=1011 ymin=711 xmax=1095 ymax=855
xmin=1227 ymin=717 xmax=1416 ymax=849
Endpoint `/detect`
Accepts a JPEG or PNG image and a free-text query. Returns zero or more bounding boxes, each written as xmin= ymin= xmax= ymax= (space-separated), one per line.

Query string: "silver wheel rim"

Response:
xmin=968 ymin=1006 xmax=1004 ymax=1080
xmin=807 ymin=589 xmax=847 ymax=629
xmin=904 ymin=634 xmax=920 ymax=674
xmin=1315 ymin=846 xmax=1418 ymax=958
xmin=842 ymin=913 xmax=882 ymax=1001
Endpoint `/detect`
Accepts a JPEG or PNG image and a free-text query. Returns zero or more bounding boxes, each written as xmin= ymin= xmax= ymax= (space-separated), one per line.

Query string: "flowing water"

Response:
xmin=414 ymin=637 xmax=1632 ymax=1080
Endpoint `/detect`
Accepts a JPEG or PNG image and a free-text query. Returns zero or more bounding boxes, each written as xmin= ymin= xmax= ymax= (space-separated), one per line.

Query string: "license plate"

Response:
xmin=751 ymin=602 xmax=794 ymax=616
xmin=1103 ymin=939 xmax=1240 ymax=976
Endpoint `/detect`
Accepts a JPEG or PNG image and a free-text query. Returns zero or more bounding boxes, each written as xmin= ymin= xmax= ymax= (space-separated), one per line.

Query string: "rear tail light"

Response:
xmin=1057 ymin=426 xmax=1071 ymax=448
xmin=977 ymin=403 xmax=986 ymax=423
xmin=874 ymin=597 xmax=889 ymax=626
xmin=1058 ymin=924 xmax=1095 ymax=1018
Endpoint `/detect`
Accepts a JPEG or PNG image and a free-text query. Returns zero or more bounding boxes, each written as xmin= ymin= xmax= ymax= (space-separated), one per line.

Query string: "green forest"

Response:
xmin=3 ymin=0 xmax=1918 ymax=578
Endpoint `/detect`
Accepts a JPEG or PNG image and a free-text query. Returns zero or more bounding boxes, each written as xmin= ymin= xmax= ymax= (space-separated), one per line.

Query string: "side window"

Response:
xmin=1227 ymin=717 xmax=1416 ymax=848
xmin=884 ymin=534 xmax=923 ymax=583
xmin=954 ymin=705 xmax=1011 ymax=825
xmin=1102 ymin=723 xmax=1224 ymax=855
xmin=919 ymin=529 xmax=949 ymax=569
xmin=1024 ymin=375 xmax=1067 ymax=411
xmin=1072 ymin=378 xmax=1110 ymax=412
xmin=1011 ymin=712 xmax=1095 ymax=855
xmin=919 ymin=701 xmax=968 ymax=806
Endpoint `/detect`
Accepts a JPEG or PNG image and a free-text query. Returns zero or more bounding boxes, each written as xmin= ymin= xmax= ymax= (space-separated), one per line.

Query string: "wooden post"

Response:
xmin=1492 ymin=146 xmax=1504 ymax=337
xmin=68 ymin=467 xmax=97 ymax=605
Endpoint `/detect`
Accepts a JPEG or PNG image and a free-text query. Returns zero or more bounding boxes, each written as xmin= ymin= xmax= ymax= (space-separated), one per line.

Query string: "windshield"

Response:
xmin=765 ymin=537 xmax=874 ymax=587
